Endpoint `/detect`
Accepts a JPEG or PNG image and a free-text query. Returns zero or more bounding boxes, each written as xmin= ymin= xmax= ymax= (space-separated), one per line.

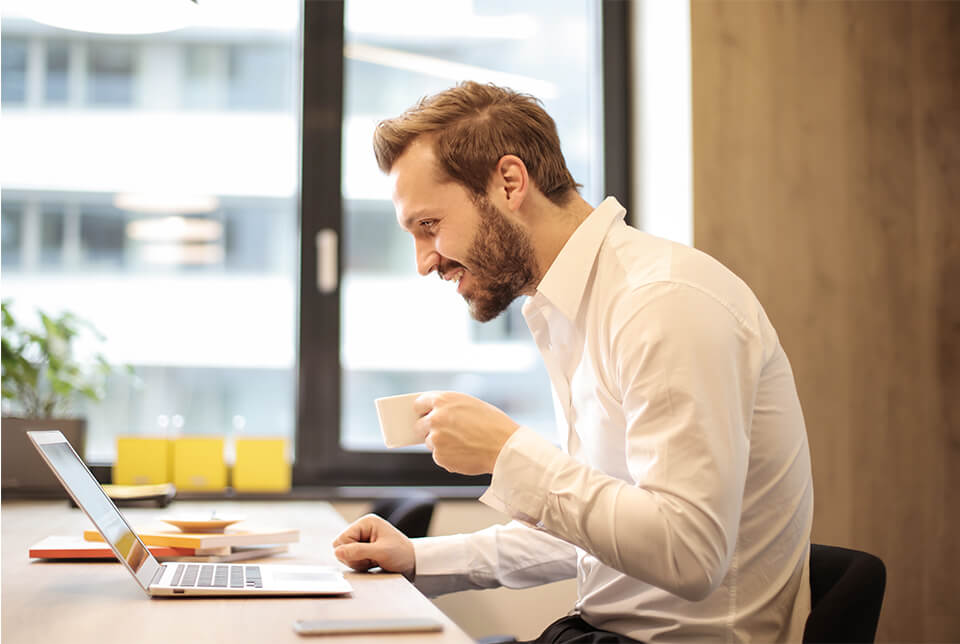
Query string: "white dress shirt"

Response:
xmin=413 ymin=197 xmax=814 ymax=643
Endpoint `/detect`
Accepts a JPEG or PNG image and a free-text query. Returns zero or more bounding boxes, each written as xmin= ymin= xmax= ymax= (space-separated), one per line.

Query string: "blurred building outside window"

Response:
xmin=1 ymin=1 xmax=301 ymax=462
xmin=1 ymin=0 xmax=606 ymax=472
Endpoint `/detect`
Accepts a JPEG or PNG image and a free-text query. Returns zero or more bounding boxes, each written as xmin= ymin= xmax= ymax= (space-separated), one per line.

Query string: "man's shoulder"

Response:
xmin=598 ymin=225 xmax=747 ymax=300
xmin=594 ymin=225 xmax=770 ymax=336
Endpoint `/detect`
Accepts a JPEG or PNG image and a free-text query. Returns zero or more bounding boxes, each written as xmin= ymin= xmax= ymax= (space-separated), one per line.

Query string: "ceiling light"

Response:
xmin=126 ymin=216 xmax=223 ymax=243
xmin=19 ymin=0 xmax=199 ymax=35
xmin=114 ymin=193 xmax=219 ymax=215
xmin=138 ymin=243 xmax=224 ymax=266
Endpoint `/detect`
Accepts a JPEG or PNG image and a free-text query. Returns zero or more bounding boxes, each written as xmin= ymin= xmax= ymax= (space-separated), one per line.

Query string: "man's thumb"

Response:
xmin=334 ymin=541 xmax=378 ymax=568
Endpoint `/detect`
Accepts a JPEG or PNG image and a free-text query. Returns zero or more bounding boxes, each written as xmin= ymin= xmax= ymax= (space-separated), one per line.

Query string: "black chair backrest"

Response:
xmin=371 ymin=493 xmax=436 ymax=539
xmin=803 ymin=544 xmax=886 ymax=643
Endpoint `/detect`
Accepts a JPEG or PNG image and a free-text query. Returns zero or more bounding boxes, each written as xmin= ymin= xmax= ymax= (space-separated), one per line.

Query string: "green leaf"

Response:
xmin=78 ymin=385 xmax=102 ymax=401
xmin=50 ymin=377 xmax=73 ymax=396
xmin=1 ymin=301 xmax=124 ymax=418
xmin=1 ymin=300 xmax=16 ymax=329
xmin=22 ymin=362 xmax=39 ymax=388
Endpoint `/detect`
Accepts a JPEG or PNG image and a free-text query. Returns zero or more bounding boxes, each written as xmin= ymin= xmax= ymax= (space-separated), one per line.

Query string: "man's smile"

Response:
xmin=440 ymin=267 xmax=466 ymax=284
xmin=439 ymin=261 xmax=469 ymax=295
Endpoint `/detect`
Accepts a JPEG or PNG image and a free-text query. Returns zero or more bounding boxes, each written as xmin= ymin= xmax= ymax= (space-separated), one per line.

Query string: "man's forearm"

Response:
xmin=412 ymin=520 xmax=578 ymax=597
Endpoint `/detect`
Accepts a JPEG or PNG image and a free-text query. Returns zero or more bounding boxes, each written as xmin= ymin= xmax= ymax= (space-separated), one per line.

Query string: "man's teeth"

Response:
xmin=452 ymin=269 xmax=465 ymax=284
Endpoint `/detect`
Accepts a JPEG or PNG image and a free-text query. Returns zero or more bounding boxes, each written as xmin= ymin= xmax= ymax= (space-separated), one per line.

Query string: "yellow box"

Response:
xmin=172 ymin=437 xmax=227 ymax=491
xmin=232 ymin=438 xmax=291 ymax=493
xmin=114 ymin=437 xmax=172 ymax=485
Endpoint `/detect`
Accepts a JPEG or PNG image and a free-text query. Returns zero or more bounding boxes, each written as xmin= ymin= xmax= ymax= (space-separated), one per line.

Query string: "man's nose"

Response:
xmin=415 ymin=239 xmax=439 ymax=276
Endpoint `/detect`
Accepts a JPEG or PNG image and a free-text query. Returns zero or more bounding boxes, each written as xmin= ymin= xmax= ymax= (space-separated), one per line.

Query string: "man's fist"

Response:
xmin=332 ymin=514 xmax=416 ymax=580
xmin=414 ymin=391 xmax=520 ymax=475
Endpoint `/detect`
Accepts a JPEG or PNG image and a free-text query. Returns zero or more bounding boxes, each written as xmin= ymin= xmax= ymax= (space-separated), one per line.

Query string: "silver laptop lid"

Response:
xmin=27 ymin=430 xmax=162 ymax=593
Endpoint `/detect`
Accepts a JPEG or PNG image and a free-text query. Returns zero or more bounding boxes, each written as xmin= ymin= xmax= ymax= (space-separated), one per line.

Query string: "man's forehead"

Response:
xmin=390 ymin=138 xmax=443 ymax=191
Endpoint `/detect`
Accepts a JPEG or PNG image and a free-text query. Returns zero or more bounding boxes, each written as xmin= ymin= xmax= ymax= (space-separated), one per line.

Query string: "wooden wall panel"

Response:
xmin=690 ymin=2 xmax=959 ymax=641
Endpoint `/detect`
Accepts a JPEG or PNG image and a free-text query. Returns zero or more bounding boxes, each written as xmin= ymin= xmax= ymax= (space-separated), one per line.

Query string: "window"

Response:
xmin=183 ymin=45 xmax=227 ymax=110
xmin=1 ymin=202 xmax=24 ymax=269
xmin=78 ymin=206 xmax=126 ymax=268
xmin=1 ymin=1 xmax=628 ymax=487
xmin=39 ymin=204 xmax=66 ymax=267
xmin=1 ymin=38 xmax=27 ymax=103
xmin=45 ymin=41 xmax=70 ymax=104
xmin=294 ymin=0 xmax=630 ymax=485
xmin=227 ymin=44 xmax=293 ymax=111
xmin=1 ymin=3 xmax=301 ymax=463
xmin=86 ymin=42 xmax=136 ymax=105
xmin=338 ymin=0 xmax=603 ymax=452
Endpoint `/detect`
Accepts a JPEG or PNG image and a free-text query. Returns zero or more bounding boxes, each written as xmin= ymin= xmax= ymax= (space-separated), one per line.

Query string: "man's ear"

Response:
xmin=493 ymin=154 xmax=528 ymax=212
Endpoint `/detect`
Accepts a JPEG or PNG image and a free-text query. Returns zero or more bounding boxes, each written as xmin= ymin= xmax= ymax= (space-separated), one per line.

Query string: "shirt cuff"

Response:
xmin=410 ymin=534 xmax=472 ymax=597
xmin=479 ymin=426 xmax=569 ymax=526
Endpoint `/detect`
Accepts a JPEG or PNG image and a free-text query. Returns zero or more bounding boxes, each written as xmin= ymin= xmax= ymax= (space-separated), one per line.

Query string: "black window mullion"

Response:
xmin=294 ymin=0 xmax=344 ymax=485
xmin=295 ymin=0 xmax=489 ymax=487
xmin=602 ymin=0 xmax=632 ymax=207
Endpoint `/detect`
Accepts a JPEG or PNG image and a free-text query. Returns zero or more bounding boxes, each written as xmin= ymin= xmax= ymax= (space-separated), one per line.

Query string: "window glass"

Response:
xmin=45 ymin=41 xmax=70 ymax=103
xmin=1 ymin=38 xmax=28 ymax=103
xmin=2 ymin=202 xmax=24 ymax=269
xmin=39 ymin=204 xmax=65 ymax=267
xmin=79 ymin=206 xmax=126 ymax=268
xmin=86 ymin=42 xmax=136 ymax=105
xmin=340 ymin=0 xmax=604 ymax=449
xmin=0 ymin=3 xmax=301 ymax=461
xmin=227 ymin=44 xmax=292 ymax=111
xmin=183 ymin=44 xmax=227 ymax=110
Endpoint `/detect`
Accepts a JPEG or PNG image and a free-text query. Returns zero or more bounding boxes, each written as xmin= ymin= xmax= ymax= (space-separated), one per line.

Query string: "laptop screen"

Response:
xmin=29 ymin=431 xmax=161 ymax=591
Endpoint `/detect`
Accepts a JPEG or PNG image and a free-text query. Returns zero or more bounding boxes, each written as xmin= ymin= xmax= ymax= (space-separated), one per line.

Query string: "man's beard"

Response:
xmin=460 ymin=197 xmax=538 ymax=322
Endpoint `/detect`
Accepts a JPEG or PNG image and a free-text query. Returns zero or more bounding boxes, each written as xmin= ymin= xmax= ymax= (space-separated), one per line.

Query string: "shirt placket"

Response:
xmin=541 ymin=309 xmax=583 ymax=460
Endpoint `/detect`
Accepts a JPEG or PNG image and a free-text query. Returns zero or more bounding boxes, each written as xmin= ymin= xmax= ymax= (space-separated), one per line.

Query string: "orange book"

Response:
xmin=30 ymin=536 xmax=288 ymax=562
xmin=30 ymin=535 xmax=189 ymax=559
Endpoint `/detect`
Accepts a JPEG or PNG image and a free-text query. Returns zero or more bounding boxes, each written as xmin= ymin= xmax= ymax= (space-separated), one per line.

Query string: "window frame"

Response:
xmin=293 ymin=0 xmax=631 ymax=487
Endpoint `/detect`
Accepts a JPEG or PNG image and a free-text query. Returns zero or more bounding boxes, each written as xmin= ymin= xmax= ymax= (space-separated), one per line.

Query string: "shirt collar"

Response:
xmin=532 ymin=196 xmax=626 ymax=322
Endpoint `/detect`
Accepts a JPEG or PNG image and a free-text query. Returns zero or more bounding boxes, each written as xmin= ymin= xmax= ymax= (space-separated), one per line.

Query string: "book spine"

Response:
xmin=29 ymin=545 xmax=191 ymax=559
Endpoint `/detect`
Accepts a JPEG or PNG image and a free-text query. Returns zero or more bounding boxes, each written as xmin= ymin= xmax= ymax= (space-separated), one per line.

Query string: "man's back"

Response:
xmin=549 ymin=202 xmax=814 ymax=642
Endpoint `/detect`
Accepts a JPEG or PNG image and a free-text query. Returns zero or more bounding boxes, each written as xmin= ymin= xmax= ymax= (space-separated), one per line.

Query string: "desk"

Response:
xmin=1 ymin=499 xmax=474 ymax=644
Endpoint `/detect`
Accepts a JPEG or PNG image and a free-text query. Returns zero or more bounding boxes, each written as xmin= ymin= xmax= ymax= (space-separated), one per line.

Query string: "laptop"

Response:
xmin=27 ymin=430 xmax=352 ymax=597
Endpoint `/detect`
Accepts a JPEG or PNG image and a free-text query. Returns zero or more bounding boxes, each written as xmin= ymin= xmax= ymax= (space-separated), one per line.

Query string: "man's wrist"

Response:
xmin=490 ymin=423 xmax=521 ymax=471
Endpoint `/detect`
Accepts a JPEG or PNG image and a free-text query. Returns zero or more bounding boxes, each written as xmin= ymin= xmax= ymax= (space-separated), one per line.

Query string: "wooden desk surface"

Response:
xmin=1 ymin=499 xmax=473 ymax=644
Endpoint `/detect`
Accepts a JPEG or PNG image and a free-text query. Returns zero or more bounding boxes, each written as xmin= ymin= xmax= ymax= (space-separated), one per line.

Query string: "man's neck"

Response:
xmin=526 ymin=192 xmax=596 ymax=289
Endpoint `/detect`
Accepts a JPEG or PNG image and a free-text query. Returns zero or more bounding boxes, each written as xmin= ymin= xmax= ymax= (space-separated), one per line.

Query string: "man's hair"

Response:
xmin=373 ymin=81 xmax=580 ymax=206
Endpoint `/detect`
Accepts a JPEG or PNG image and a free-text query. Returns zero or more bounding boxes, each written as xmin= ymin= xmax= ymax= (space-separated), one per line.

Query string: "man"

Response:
xmin=333 ymin=82 xmax=813 ymax=644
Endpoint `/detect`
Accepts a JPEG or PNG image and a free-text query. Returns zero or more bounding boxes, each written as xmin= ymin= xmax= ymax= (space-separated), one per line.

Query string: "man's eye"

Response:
xmin=419 ymin=219 xmax=437 ymax=230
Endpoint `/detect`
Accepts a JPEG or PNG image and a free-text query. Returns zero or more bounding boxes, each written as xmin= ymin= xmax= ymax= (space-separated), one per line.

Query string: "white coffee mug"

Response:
xmin=374 ymin=392 xmax=424 ymax=448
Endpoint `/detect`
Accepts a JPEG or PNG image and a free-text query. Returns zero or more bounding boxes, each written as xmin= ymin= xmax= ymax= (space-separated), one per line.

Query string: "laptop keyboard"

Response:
xmin=170 ymin=564 xmax=262 ymax=589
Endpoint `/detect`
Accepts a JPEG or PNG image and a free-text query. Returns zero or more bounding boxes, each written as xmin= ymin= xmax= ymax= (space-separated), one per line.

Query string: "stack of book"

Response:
xmin=29 ymin=524 xmax=299 ymax=563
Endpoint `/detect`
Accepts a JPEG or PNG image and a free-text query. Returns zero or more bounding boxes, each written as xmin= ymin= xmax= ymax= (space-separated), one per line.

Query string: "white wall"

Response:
xmin=630 ymin=0 xmax=693 ymax=245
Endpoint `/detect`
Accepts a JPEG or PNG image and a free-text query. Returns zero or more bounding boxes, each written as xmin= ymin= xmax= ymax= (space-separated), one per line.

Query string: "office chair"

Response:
xmin=370 ymin=492 xmax=436 ymax=538
xmin=480 ymin=543 xmax=887 ymax=644
xmin=803 ymin=544 xmax=886 ymax=643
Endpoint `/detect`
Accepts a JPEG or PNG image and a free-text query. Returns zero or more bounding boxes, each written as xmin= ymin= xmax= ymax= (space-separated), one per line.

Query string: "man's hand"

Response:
xmin=414 ymin=391 xmax=520 ymax=475
xmin=332 ymin=514 xmax=415 ymax=580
